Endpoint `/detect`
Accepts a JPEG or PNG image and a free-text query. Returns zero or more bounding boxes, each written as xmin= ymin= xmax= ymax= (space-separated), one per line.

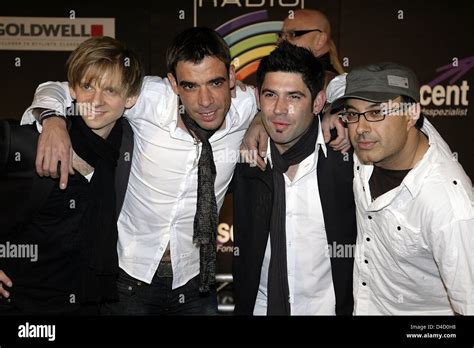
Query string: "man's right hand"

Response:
xmin=240 ymin=111 xmax=268 ymax=171
xmin=0 ymin=270 xmax=12 ymax=298
xmin=36 ymin=117 xmax=74 ymax=189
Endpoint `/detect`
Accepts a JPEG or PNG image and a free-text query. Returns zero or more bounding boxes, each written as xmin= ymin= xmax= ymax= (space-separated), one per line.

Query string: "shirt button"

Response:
xmin=366 ymin=237 xmax=371 ymax=242
xmin=128 ymin=286 xmax=133 ymax=291
xmin=363 ymin=186 xmax=365 ymax=192
xmin=362 ymin=282 xmax=367 ymax=286
xmin=364 ymin=259 xmax=369 ymax=264
xmin=368 ymin=215 xmax=372 ymax=220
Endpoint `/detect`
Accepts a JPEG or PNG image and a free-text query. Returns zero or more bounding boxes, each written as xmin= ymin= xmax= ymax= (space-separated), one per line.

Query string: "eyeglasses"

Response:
xmin=277 ymin=28 xmax=322 ymax=40
xmin=339 ymin=108 xmax=400 ymax=124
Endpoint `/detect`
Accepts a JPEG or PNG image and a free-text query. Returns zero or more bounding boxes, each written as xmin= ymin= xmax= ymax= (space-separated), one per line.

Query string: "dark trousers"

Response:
xmin=101 ymin=263 xmax=218 ymax=315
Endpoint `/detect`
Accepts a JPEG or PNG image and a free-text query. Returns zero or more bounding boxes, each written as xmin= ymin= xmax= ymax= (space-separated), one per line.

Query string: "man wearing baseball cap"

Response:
xmin=330 ymin=62 xmax=474 ymax=315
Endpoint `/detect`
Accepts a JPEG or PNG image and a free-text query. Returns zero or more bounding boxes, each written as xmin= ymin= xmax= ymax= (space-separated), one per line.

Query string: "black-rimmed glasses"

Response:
xmin=339 ymin=108 xmax=400 ymax=124
xmin=277 ymin=28 xmax=322 ymax=40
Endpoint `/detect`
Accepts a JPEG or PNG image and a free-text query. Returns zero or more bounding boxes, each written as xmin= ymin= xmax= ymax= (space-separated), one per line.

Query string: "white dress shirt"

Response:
xmin=21 ymin=76 xmax=258 ymax=289
xmin=353 ymin=119 xmax=474 ymax=315
xmin=253 ymin=117 xmax=337 ymax=315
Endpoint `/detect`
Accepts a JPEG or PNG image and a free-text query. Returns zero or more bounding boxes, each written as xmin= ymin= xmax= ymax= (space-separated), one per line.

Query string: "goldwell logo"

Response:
xmin=0 ymin=17 xmax=114 ymax=51
xmin=0 ymin=23 xmax=102 ymax=37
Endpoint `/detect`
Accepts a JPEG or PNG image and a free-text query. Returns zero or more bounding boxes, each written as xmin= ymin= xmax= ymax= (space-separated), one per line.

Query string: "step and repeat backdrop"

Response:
xmin=1 ymin=0 xmax=473 ymax=310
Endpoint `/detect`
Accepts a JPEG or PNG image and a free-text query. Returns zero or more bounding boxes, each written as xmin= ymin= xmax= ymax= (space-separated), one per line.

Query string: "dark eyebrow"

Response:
xmin=287 ymin=91 xmax=306 ymax=97
xmin=208 ymin=77 xmax=226 ymax=85
xmin=179 ymin=80 xmax=196 ymax=87
xmin=261 ymin=88 xmax=276 ymax=94
xmin=179 ymin=77 xmax=226 ymax=88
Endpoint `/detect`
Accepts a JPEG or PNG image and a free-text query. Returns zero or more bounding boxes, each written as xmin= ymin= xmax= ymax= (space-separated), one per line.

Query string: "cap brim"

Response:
xmin=330 ymin=91 xmax=401 ymax=113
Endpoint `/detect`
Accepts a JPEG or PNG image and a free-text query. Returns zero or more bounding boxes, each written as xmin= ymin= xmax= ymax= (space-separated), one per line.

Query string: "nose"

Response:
xmin=356 ymin=115 xmax=371 ymax=135
xmin=92 ymin=90 xmax=105 ymax=107
xmin=273 ymin=96 xmax=288 ymax=115
xmin=198 ymin=87 xmax=213 ymax=108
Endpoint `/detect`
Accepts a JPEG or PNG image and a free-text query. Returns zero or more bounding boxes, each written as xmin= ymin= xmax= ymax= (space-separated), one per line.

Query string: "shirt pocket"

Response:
xmin=378 ymin=210 xmax=421 ymax=258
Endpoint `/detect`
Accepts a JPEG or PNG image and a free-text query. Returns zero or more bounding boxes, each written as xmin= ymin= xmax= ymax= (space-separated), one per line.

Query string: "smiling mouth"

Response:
xmin=199 ymin=110 xmax=217 ymax=121
xmin=272 ymin=121 xmax=290 ymax=131
xmin=91 ymin=109 xmax=106 ymax=116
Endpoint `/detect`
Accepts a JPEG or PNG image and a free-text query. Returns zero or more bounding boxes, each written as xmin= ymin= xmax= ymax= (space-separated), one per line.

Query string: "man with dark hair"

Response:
xmin=20 ymin=27 xmax=257 ymax=315
xmin=241 ymin=8 xmax=350 ymax=173
xmin=232 ymin=42 xmax=357 ymax=315
xmin=331 ymin=63 xmax=474 ymax=315
xmin=0 ymin=36 xmax=142 ymax=314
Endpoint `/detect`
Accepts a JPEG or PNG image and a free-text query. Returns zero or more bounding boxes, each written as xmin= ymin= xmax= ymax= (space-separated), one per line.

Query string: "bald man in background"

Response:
xmin=279 ymin=9 xmax=344 ymax=87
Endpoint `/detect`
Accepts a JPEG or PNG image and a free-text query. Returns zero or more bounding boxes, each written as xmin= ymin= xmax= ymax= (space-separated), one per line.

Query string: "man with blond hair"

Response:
xmin=0 ymin=36 xmax=143 ymax=314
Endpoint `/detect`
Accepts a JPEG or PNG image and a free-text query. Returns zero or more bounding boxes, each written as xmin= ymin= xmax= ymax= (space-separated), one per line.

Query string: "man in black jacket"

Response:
xmin=232 ymin=42 xmax=356 ymax=315
xmin=0 ymin=36 xmax=142 ymax=314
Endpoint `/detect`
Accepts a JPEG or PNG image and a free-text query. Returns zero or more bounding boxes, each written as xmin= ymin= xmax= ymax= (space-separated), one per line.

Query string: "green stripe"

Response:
xmin=230 ymin=33 xmax=278 ymax=58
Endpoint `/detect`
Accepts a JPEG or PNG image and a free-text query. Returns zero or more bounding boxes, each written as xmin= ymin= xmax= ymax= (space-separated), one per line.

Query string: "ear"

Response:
xmin=229 ymin=64 xmax=236 ymax=90
xmin=312 ymin=90 xmax=327 ymax=115
xmin=124 ymin=95 xmax=139 ymax=109
xmin=406 ymin=102 xmax=421 ymax=131
xmin=69 ymin=86 xmax=77 ymax=100
xmin=312 ymin=32 xmax=328 ymax=52
xmin=167 ymin=72 xmax=179 ymax=95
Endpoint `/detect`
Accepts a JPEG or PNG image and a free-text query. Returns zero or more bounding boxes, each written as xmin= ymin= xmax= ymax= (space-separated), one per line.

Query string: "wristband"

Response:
xmin=38 ymin=109 xmax=64 ymax=125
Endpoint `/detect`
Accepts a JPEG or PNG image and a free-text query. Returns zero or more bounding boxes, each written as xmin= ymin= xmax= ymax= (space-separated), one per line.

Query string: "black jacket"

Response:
xmin=0 ymin=118 xmax=134 ymax=311
xmin=0 ymin=118 xmax=134 ymax=236
xmin=232 ymin=144 xmax=357 ymax=315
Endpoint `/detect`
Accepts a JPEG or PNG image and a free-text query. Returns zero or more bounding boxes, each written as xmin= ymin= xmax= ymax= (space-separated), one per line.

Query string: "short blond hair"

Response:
xmin=67 ymin=36 xmax=143 ymax=97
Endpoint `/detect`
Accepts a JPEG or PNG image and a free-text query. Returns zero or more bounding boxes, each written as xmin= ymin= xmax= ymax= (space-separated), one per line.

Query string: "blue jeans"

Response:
xmin=101 ymin=265 xmax=218 ymax=315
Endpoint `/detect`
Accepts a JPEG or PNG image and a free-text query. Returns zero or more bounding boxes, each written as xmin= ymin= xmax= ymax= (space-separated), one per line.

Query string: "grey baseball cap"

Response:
xmin=330 ymin=62 xmax=420 ymax=112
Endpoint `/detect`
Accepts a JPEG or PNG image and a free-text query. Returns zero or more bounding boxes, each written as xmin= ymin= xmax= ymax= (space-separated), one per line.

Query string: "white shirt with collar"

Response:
xmin=21 ymin=76 xmax=258 ymax=289
xmin=253 ymin=116 xmax=337 ymax=315
xmin=353 ymin=119 xmax=474 ymax=315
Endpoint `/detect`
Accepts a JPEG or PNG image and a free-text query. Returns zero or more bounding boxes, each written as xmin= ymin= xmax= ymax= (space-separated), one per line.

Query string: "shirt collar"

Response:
xmin=400 ymin=119 xmax=443 ymax=198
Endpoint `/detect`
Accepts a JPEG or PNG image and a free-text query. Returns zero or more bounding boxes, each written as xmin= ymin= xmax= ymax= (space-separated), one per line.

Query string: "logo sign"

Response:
xmin=0 ymin=17 xmax=115 ymax=51
xmin=216 ymin=10 xmax=281 ymax=81
xmin=421 ymin=56 xmax=472 ymax=118
xmin=194 ymin=1 xmax=303 ymax=81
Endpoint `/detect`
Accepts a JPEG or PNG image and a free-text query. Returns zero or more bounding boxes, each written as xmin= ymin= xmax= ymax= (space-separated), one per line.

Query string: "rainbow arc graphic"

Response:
xmin=216 ymin=10 xmax=282 ymax=81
